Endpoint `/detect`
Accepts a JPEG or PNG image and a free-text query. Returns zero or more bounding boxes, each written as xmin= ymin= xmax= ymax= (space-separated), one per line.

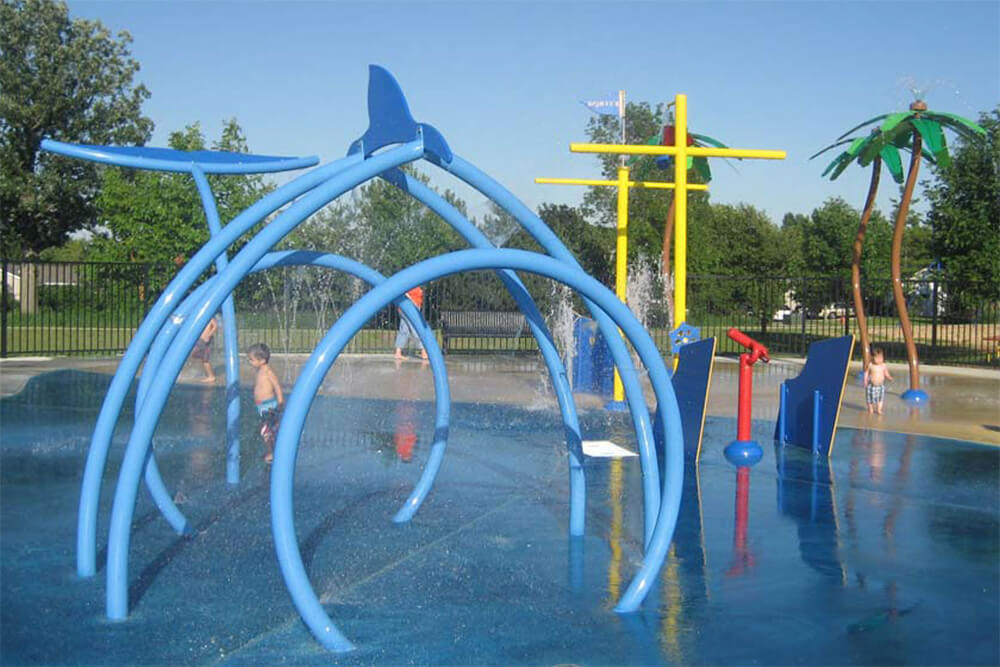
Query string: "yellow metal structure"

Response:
xmin=537 ymin=93 xmax=785 ymax=404
xmin=570 ymin=94 xmax=786 ymax=329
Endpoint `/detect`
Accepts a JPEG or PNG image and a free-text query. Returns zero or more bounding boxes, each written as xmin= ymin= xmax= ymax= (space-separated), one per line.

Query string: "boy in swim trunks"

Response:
xmin=248 ymin=343 xmax=283 ymax=463
xmin=863 ymin=347 xmax=893 ymax=415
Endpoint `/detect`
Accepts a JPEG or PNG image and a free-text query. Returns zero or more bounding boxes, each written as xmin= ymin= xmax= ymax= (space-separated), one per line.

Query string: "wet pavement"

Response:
xmin=3 ymin=352 xmax=997 ymax=445
xmin=0 ymin=365 xmax=997 ymax=665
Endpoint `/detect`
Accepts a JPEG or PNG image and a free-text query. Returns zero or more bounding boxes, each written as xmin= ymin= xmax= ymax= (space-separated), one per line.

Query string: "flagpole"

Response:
xmin=618 ymin=89 xmax=626 ymax=168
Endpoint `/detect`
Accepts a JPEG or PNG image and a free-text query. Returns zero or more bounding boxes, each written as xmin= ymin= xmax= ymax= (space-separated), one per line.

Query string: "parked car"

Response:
xmin=817 ymin=303 xmax=850 ymax=319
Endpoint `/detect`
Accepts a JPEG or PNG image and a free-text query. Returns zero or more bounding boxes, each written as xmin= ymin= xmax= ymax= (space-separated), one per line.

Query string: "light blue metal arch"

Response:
xmin=74 ymin=153 xmax=363 ymax=578
xmin=103 ymin=141 xmax=424 ymax=620
xmin=381 ymin=168 xmax=584 ymax=533
xmin=343 ymin=65 xmax=657 ymax=543
xmin=436 ymin=153 xmax=661 ymax=543
xmin=269 ymin=249 xmax=685 ymax=653
xmin=132 ymin=247 xmax=452 ymax=537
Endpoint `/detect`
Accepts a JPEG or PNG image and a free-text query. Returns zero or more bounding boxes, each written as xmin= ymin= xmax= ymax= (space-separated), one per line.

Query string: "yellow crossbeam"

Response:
xmin=570 ymin=143 xmax=786 ymax=160
xmin=535 ymin=177 xmax=708 ymax=190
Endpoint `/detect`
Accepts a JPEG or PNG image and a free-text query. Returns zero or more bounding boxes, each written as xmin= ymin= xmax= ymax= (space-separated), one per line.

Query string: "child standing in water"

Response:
xmin=863 ymin=347 xmax=893 ymax=415
xmin=190 ymin=314 xmax=219 ymax=383
xmin=248 ymin=343 xmax=283 ymax=463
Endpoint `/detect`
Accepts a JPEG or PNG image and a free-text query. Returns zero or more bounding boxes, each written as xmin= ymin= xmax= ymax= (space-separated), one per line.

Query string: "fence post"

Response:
xmin=1 ymin=258 xmax=7 ymax=358
xmin=930 ymin=278 xmax=939 ymax=362
xmin=800 ymin=287 xmax=807 ymax=357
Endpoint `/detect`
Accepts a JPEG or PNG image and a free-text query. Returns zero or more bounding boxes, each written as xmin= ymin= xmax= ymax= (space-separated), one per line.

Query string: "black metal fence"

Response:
xmin=3 ymin=259 xmax=998 ymax=367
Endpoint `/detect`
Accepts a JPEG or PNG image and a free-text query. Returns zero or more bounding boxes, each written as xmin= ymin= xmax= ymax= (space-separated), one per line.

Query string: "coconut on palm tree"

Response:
xmin=817 ymin=100 xmax=985 ymax=401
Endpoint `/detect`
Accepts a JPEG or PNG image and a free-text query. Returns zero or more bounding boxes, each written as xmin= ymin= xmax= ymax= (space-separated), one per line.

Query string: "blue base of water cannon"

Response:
xmin=724 ymin=440 xmax=763 ymax=467
xmin=604 ymin=400 xmax=628 ymax=412
xmin=901 ymin=388 xmax=929 ymax=404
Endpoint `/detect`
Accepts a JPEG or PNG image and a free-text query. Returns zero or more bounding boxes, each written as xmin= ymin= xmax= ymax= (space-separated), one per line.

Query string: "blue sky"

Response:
xmin=66 ymin=0 xmax=999 ymax=225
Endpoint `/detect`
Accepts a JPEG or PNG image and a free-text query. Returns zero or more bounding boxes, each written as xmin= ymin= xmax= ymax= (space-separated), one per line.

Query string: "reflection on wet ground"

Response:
xmin=2 ymin=368 xmax=997 ymax=665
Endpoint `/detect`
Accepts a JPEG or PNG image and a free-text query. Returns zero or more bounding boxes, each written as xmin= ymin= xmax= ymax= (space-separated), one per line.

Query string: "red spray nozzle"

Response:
xmin=727 ymin=328 xmax=770 ymax=364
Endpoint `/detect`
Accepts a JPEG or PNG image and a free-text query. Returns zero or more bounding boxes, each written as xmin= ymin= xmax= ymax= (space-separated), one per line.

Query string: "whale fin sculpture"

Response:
xmin=348 ymin=65 xmax=452 ymax=165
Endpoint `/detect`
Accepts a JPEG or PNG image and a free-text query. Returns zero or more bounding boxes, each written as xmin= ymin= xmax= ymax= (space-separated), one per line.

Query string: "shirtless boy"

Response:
xmin=248 ymin=343 xmax=284 ymax=463
xmin=863 ymin=347 xmax=893 ymax=415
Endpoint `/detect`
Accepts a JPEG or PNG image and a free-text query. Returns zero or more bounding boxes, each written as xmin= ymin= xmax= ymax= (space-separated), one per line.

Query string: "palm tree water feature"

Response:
xmin=813 ymin=99 xmax=986 ymax=401
xmin=41 ymin=66 xmax=689 ymax=653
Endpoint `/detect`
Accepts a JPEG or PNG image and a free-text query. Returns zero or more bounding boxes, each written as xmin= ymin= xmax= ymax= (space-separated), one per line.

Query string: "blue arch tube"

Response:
xmin=384 ymin=170 xmax=584 ymax=533
xmin=191 ymin=167 xmax=241 ymax=484
xmin=76 ymin=154 xmax=363 ymax=578
xmin=436 ymin=155 xmax=661 ymax=544
xmin=103 ymin=141 xmax=424 ymax=620
xmin=137 ymin=250 xmax=450 ymax=530
xmin=269 ymin=249 xmax=685 ymax=653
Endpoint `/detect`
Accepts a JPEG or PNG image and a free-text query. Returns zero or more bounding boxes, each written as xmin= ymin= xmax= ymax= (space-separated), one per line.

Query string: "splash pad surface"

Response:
xmin=1 ymin=367 xmax=997 ymax=665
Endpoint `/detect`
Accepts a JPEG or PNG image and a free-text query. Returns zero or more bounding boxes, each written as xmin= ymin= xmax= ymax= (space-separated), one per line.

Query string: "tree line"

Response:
xmin=2 ymin=0 xmax=997 ymax=318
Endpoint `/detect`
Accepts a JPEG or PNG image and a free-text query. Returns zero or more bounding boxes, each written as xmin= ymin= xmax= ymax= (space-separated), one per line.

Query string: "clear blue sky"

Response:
xmin=66 ymin=0 xmax=999 ymax=226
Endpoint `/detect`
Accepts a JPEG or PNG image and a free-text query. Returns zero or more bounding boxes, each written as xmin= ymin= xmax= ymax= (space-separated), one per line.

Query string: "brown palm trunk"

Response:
xmin=661 ymin=197 xmax=675 ymax=279
xmin=661 ymin=197 xmax=676 ymax=328
xmin=853 ymin=157 xmax=881 ymax=370
xmin=891 ymin=132 xmax=922 ymax=392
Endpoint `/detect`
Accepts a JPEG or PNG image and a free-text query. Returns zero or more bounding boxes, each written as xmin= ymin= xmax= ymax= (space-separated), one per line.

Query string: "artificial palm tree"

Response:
xmin=811 ymin=128 xmax=930 ymax=371
xmin=633 ymin=120 xmax=731 ymax=312
xmin=817 ymin=100 xmax=984 ymax=400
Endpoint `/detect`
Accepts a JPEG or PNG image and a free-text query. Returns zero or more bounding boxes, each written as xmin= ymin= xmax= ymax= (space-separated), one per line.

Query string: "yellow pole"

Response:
xmin=570 ymin=143 xmax=786 ymax=160
xmin=534 ymin=177 xmax=707 ymax=191
xmin=613 ymin=165 xmax=629 ymax=403
xmin=674 ymin=94 xmax=688 ymax=329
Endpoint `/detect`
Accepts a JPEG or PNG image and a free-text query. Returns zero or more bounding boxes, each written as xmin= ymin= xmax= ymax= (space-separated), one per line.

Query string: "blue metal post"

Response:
xmin=811 ymin=389 xmax=822 ymax=453
xmin=778 ymin=382 xmax=788 ymax=445
xmin=191 ymin=167 xmax=241 ymax=484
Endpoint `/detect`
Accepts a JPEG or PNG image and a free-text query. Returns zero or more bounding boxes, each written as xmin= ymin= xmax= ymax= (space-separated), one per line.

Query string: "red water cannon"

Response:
xmin=724 ymin=328 xmax=770 ymax=466
xmin=728 ymin=328 xmax=770 ymax=366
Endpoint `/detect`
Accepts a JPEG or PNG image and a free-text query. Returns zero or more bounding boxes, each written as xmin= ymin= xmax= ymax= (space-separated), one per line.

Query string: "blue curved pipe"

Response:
xmin=132 ymin=247 xmax=450 ymax=537
xmin=76 ymin=154 xmax=363 ymax=578
xmin=191 ymin=167 xmax=241 ymax=484
xmin=269 ymin=249 xmax=684 ymax=652
xmin=437 ymin=155 xmax=661 ymax=544
xmin=103 ymin=141 xmax=423 ymax=620
xmin=384 ymin=170 xmax=584 ymax=533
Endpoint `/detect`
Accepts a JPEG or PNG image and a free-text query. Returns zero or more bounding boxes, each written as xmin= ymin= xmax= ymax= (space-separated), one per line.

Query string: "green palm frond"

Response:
xmin=690 ymin=133 xmax=729 ymax=150
xmin=693 ymin=156 xmax=712 ymax=181
xmin=925 ymin=112 xmax=987 ymax=140
xmin=879 ymin=144 xmax=904 ymax=183
xmin=810 ymin=137 xmax=856 ymax=160
xmin=835 ymin=113 xmax=892 ymax=140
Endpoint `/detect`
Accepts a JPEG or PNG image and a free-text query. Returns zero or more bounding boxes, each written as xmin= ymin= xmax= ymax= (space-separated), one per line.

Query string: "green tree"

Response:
xmin=350 ymin=166 xmax=465 ymax=275
xmin=90 ymin=120 xmax=273 ymax=296
xmin=0 ymin=0 xmax=152 ymax=256
xmin=687 ymin=203 xmax=788 ymax=329
xmin=925 ymin=107 xmax=1000 ymax=304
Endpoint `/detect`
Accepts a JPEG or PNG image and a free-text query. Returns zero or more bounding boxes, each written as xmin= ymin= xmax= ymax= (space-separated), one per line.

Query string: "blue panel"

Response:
xmin=571 ymin=317 xmax=613 ymax=397
xmin=774 ymin=335 xmax=855 ymax=457
xmin=670 ymin=338 xmax=716 ymax=461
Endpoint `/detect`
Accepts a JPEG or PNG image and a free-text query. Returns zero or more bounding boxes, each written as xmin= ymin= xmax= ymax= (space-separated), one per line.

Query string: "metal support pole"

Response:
xmin=1 ymin=258 xmax=7 ymax=358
